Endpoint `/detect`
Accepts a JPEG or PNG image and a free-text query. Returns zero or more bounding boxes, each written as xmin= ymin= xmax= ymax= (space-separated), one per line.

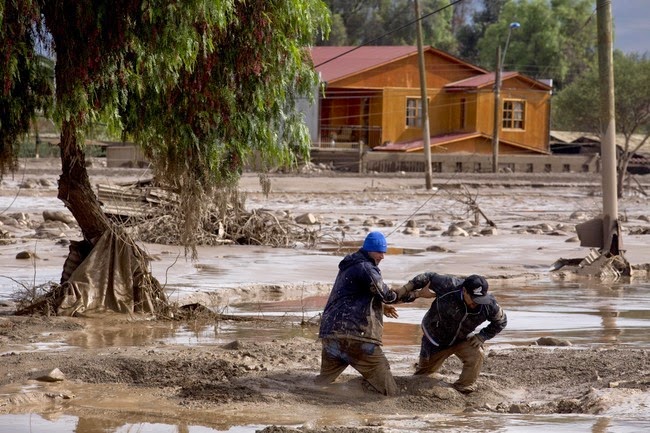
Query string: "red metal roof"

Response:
xmin=373 ymin=132 xmax=482 ymax=152
xmin=311 ymin=46 xmax=420 ymax=83
xmin=445 ymin=71 xmax=551 ymax=91
xmin=373 ymin=131 xmax=549 ymax=155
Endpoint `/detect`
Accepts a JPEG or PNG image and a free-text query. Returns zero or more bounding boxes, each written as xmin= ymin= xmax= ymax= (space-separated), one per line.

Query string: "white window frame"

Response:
xmin=502 ymin=99 xmax=525 ymax=130
xmin=406 ymin=97 xmax=423 ymax=128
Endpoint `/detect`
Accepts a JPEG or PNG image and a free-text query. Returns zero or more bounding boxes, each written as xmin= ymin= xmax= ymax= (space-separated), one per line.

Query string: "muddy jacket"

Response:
xmin=319 ymin=250 xmax=412 ymax=345
xmin=409 ymin=272 xmax=507 ymax=349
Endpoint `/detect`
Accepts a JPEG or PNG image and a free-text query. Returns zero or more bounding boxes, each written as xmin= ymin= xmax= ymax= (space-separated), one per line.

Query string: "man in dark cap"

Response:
xmin=316 ymin=231 xmax=422 ymax=396
xmin=404 ymin=272 xmax=507 ymax=393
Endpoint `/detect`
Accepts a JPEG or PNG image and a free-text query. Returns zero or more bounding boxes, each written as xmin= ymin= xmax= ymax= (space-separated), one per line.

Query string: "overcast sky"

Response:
xmin=612 ymin=0 xmax=649 ymax=54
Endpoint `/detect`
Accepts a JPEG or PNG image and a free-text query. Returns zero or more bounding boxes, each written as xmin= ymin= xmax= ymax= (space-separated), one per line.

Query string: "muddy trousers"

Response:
xmin=315 ymin=338 xmax=398 ymax=396
xmin=414 ymin=337 xmax=484 ymax=387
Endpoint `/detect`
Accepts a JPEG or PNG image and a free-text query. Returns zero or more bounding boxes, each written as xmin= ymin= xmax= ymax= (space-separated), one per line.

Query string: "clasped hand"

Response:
xmin=415 ymin=281 xmax=436 ymax=299
xmin=468 ymin=334 xmax=485 ymax=348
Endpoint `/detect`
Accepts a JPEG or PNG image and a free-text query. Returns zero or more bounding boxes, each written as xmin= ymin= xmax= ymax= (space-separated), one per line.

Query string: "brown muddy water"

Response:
xmin=2 ymin=277 xmax=650 ymax=433
xmin=2 ymin=180 xmax=650 ymax=432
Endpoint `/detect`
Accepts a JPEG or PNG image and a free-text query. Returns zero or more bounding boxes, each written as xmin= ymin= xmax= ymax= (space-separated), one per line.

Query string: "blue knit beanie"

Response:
xmin=362 ymin=231 xmax=387 ymax=253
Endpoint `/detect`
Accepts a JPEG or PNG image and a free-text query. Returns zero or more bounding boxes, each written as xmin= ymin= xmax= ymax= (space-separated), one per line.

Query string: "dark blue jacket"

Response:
xmin=409 ymin=272 xmax=507 ymax=348
xmin=319 ymin=250 xmax=407 ymax=345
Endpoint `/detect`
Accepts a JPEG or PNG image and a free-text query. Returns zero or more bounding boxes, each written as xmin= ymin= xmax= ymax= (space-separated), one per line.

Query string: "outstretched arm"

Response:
xmin=394 ymin=281 xmax=434 ymax=302
xmin=478 ymin=304 xmax=508 ymax=341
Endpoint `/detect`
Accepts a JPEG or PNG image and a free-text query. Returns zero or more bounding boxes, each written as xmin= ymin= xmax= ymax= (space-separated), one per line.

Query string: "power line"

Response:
xmin=315 ymin=0 xmax=465 ymax=68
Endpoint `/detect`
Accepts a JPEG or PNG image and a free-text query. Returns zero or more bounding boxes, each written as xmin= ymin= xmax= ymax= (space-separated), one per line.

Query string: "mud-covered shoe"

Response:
xmin=361 ymin=379 xmax=381 ymax=394
xmin=453 ymin=382 xmax=477 ymax=394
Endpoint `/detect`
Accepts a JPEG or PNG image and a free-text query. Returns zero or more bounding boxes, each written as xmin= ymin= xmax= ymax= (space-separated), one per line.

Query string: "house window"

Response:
xmin=502 ymin=100 xmax=525 ymax=129
xmin=474 ymin=162 xmax=481 ymax=173
xmin=432 ymin=162 xmax=442 ymax=172
xmin=526 ymin=163 xmax=534 ymax=173
xmin=563 ymin=164 xmax=571 ymax=172
xmin=544 ymin=164 xmax=552 ymax=173
xmin=455 ymin=162 xmax=463 ymax=173
xmin=406 ymin=97 xmax=423 ymax=127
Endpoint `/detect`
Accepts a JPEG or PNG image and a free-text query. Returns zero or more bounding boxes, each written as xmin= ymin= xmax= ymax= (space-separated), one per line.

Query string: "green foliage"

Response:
xmin=552 ymin=51 xmax=650 ymax=140
xmin=317 ymin=0 xmax=598 ymax=89
xmin=2 ymin=0 xmax=330 ymax=252
xmin=118 ymin=0 xmax=330 ymax=191
xmin=327 ymin=12 xmax=348 ymax=45
xmin=476 ymin=0 xmax=596 ymax=89
xmin=2 ymin=0 xmax=329 ymax=183
xmin=612 ymin=52 xmax=650 ymax=138
xmin=318 ymin=0 xmax=455 ymax=51
xmin=456 ymin=0 xmax=508 ymax=64
xmin=0 ymin=1 xmax=54 ymax=174
xmin=551 ymin=66 xmax=599 ymax=131
xmin=553 ymin=51 xmax=650 ymax=197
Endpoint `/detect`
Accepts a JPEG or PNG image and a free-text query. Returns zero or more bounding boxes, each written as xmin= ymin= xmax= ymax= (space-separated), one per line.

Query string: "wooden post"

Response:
xmin=597 ymin=0 xmax=620 ymax=254
xmin=492 ymin=46 xmax=502 ymax=173
xmin=414 ymin=0 xmax=433 ymax=189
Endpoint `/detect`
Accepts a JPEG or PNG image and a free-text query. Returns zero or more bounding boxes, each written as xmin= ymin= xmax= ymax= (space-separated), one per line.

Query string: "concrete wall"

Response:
xmin=363 ymin=152 xmax=600 ymax=174
xmin=106 ymin=145 xmax=149 ymax=168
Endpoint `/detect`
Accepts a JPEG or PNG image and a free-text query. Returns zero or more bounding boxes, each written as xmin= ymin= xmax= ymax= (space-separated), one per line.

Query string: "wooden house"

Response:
xmin=309 ymin=46 xmax=552 ymax=156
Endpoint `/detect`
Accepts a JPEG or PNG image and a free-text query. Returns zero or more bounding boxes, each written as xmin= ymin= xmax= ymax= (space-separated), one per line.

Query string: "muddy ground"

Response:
xmin=1 ymin=158 xmax=650 ymax=430
xmin=1 ymin=313 xmax=649 ymax=427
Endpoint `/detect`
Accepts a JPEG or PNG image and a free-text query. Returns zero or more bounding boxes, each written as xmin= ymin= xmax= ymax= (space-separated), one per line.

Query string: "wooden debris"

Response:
xmin=96 ymin=180 xmax=320 ymax=248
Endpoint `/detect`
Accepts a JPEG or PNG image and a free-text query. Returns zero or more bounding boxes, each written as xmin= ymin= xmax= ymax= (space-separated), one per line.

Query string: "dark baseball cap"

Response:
xmin=463 ymin=275 xmax=491 ymax=304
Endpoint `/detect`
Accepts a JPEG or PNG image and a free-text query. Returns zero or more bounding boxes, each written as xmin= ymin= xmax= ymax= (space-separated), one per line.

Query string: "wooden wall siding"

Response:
xmin=476 ymin=91 xmax=494 ymax=134
xmin=331 ymin=52 xmax=478 ymax=90
xmin=317 ymin=51 xmax=550 ymax=154
xmin=474 ymin=84 xmax=551 ymax=154
xmin=370 ymin=97 xmax=384 ymax=145
xmin=502 ymin=86 xmax=551 ymax=153
xmin=501 ymin=75 xmax=550 ymax=152
xmin=381 ymin=88 xmax=464 ymax=144
xmin=459 ymin=94 xmax=478 ymax=132
xmin=320 ymin=89 xmax=385 ymax=145
xmin=380 ymin=86 xmax=549 ymax=152
xmin=382 ymin=88 xmax=420 ymax=143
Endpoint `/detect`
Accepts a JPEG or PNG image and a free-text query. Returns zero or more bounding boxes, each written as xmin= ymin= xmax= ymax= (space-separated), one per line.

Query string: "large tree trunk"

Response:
xmin=57 ymin=120 xmax=110 ymax=244
xmin=36 ymin=5 xmax=168 ymax=317
xmin=51 ymin=121 xmax=168 ymax=316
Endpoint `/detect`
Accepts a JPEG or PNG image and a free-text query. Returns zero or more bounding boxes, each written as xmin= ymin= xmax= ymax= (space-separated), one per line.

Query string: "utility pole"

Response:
xmin=491 ymin=22 xmax=520 ymax=173
xmin=491 ymin=45 xmax=502 ymax=173
xmin=414 ymin=0 xmax=433 ymax=190
xmin=550 ymin=1 xmax=629 ymax=278
xmin=597 ymin=0 xmax=620 ymax=254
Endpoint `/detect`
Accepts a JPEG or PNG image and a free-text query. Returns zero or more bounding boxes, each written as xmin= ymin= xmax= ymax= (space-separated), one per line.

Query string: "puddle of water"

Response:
xmin=3 ymin=411 xmax=650 ymax=433
xmin=227 ymin=278 xmax=650 ymax=350
xmin=393 ymin=413 xmax=650 ymax=432
xmin=0 ymin=413 xmax=265 ymax=433
xmin=9 ymin=277 xmax=638 ymax=353
xmin=2 ymin=235 xmax=650 ymax=432
xmin=0 ymin=414 xmax=79 ymax=433
xmin=2 ymin=280 xmax=650 ymax=431
xmin=163 ymin=321 xmax=317 ymax=347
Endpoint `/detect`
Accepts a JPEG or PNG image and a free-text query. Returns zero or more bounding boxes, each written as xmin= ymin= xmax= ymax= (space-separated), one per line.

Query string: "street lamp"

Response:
xmin=502 ymin=22 xmax=521 ymax=67
xmin=492 ymin=22 xmax=521 ymax=173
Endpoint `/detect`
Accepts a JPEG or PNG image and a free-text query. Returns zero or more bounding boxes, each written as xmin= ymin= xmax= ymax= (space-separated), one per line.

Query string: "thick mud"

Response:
xmin=1 ymin=158 xmax=650 ymax=431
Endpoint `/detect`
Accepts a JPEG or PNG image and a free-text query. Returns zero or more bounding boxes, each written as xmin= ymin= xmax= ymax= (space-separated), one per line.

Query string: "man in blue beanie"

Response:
xmin=404 ymin=272 xmax=507 ymax=393
xmin=316 ymin=231 xmax=422 ymax=396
